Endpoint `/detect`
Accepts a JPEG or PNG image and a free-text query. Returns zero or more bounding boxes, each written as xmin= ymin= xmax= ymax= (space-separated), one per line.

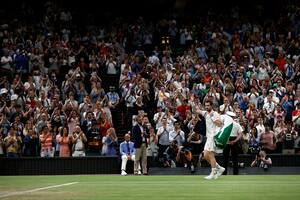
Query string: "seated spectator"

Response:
xmin=251 ymin=150 xmax=272 ymax=170
xmin=120 ymin=133 xmax=136 ymax=176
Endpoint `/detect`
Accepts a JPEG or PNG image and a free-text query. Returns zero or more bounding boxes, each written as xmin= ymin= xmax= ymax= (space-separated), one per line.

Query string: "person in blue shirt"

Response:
xmin=120 ymin=133 xmax=136 ymax=175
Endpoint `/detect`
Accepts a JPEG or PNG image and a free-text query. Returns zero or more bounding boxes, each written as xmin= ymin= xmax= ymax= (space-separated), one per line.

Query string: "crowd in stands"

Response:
xmin=1 ymin=1 xmax=300 ymax=166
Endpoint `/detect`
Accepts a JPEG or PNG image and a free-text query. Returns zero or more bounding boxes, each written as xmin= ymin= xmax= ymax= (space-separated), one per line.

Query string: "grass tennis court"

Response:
xmin=0 ymin=175 xmax=299 ymax=200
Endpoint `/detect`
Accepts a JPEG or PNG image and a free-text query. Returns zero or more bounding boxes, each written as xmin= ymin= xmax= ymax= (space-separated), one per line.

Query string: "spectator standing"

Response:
xmin=71 ymin=126 xmax=87 ymax=157
xmin=222 ymin=112 xmax=243 ymax=175
xmin=4 ymin=126 xmax=22 ymax=157
xmin=57 ymin=127 xmax=71 ymax=157
xmin=132 ymin=115 xmax=148 ymax=175
xmin=102 ymin=127 xmax=118 ymax=156
xmin=22 ymin=129 xmax=39 ymax=157
xmin=39 ymin=126 xmax=54 ymax=157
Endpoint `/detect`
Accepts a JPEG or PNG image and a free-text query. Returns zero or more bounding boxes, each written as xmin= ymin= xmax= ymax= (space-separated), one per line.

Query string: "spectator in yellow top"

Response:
xmin=4 ymin=126 xmax=22 ymax=157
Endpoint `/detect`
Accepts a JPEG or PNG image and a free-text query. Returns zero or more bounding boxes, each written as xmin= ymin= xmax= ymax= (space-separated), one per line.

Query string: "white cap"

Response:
xmin=10 ymin=94 xmax=18 ymax=101
xmin=292 ymin=55 xmax=299 ymax=60
xmin=24 ymin=82 xmax=30 ymax=90
xmin=0 ymin=88 xmax=8 ymax=95
xmin=226 ymin=111 xmax=236 ymax=118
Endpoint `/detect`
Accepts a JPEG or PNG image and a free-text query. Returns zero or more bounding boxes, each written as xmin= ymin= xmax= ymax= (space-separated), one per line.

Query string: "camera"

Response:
xmin=263 ymin=164 xmax=269 ymax=170
xmin=285 ymin=133 xmax=292 ymax=141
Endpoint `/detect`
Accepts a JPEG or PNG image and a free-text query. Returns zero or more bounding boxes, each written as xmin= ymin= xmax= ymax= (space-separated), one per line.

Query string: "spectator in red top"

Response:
xmin=99 ymin=115 xmax=112 ymax=137
xmin=78 ymin=57 xmax=89 ymax=72
xmin=274 ymin=53 xmax=286 ymax=72
xmin=176 ymin=99 xmax=191 ymax=121
xmin=40 ymin=126 xmax=54 ymax=157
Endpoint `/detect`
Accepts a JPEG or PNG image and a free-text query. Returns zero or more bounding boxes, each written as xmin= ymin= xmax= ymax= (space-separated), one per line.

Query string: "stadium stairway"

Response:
xmin=99 ymin=74 xmax=128 ymax=141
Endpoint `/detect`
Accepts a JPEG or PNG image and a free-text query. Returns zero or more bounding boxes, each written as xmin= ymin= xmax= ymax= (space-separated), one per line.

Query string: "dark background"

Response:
xmin=1 ymin=0 xmax=299 ymax=24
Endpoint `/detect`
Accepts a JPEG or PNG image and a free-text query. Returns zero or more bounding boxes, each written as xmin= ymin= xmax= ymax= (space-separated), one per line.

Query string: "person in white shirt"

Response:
xmin=125 ymin=89 xmax=136 ymax=130
xmin=0 ymin=54 xmax=12 ymax=71
xmin=196 ymin=100 xmax=225 ymax=180
xmin=169 ymin=121 xmax=185 ymax=147
xmin=264 ymin=90 xmax=279 ymax=104
xmin=106 ymin=57 xmax=117 ymax=75
xmin=219 ymin=97 xmax=234 ymax=114
xmin=247 ymin=87 xmax=259 ymax=108
xmin=120 ymin=133 xmax=136 ymax=176
xmin=221 ymin=112 xmax=243 ymax=175
xmin=256 ymin=117 xmax=265 ymax=143
xmin=157 ymin=118 xmax=173 ymax=163
xmin=263 ymin=94 xmax=276 ymax=126
xmin=153 ymin=106 xmax=165 ymax=130
xmin=64 ymin=92 xmax=78 ymax=110
xmin=149 ymin=53 xmax=160 ymax=65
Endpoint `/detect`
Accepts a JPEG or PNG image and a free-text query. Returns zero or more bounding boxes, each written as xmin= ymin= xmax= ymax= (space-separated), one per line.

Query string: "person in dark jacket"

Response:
xmin=132 ymin=114 xmax=149 ymax=175
xmin=22 ymin=129 xmax=39 ymax=157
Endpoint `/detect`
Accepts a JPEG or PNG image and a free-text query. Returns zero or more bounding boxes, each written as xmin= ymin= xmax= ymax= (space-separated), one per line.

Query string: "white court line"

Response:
xmin=0 ymin=182 xmax=78 ymax=199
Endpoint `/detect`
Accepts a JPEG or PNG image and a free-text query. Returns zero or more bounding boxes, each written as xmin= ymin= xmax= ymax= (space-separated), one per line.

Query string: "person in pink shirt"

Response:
xmin=57 ymin=127 xmax=71 ymax=157
xmin=259 ymin=125 xmax=276 ymax=154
